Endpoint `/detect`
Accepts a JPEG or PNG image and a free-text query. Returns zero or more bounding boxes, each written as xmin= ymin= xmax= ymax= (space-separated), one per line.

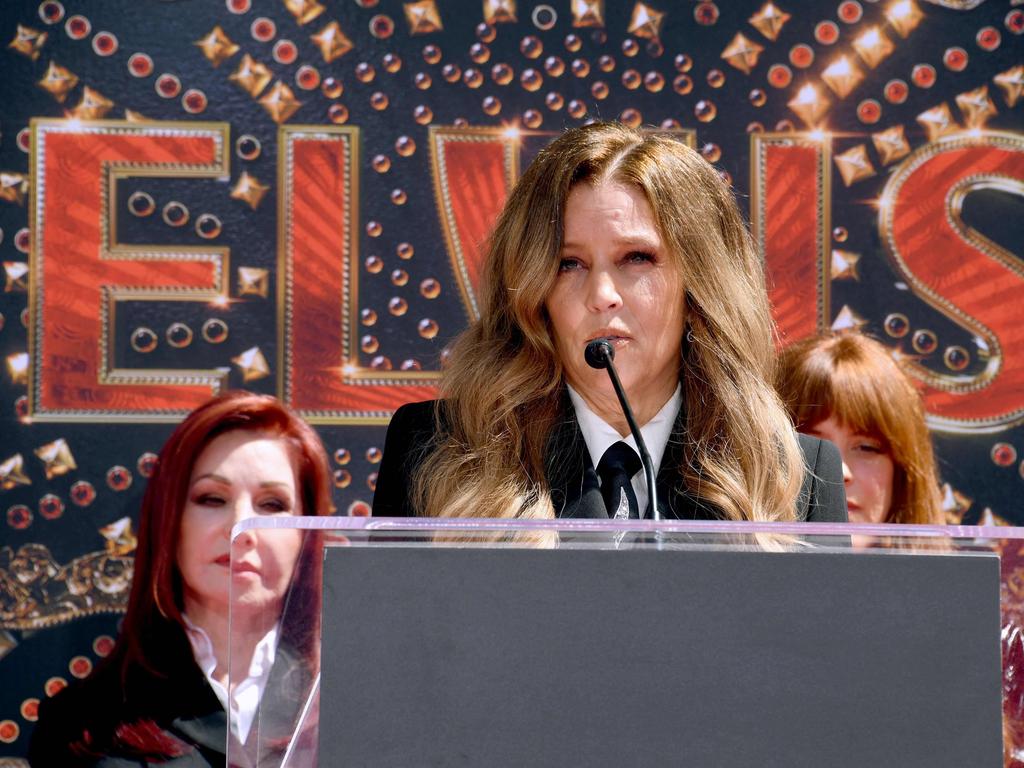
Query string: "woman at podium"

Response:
xmin=29 ymin=392 xmax=332 ymax=767
xmin=374 ymin=121 xmax=846 ymax=523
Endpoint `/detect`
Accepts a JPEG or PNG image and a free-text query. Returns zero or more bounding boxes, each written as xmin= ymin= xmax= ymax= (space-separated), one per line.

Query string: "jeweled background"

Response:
xmin=1 ymin=0 xmax=1022 ymax=760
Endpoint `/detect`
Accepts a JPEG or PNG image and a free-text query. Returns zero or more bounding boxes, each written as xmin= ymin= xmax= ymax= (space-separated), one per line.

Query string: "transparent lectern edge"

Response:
xmin=231 ymin=515 xmax=1024 ymax=543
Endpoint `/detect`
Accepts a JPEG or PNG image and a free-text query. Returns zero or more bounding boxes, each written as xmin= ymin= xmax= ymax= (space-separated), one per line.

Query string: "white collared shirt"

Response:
xmin=567 ymin=383 xmax=682 ymax=517
xmin=183 ymin=614 xmax=279 ymax=744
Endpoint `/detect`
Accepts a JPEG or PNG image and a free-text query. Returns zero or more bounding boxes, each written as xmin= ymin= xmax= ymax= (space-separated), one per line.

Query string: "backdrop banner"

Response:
xmin=0 ymin=0 xmax=1022 ymax=760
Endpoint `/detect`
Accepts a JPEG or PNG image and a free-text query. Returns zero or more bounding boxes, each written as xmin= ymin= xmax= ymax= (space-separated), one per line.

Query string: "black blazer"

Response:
xmin=28 ymin=619 xmax=312 ymax=768
xmin=373 ymin=399 xmax=847 ymax=522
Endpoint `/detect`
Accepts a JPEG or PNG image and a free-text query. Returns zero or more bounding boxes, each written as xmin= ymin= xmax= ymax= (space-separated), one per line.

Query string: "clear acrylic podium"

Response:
xmin=228 ymin=518 xmax=1023 ymax=767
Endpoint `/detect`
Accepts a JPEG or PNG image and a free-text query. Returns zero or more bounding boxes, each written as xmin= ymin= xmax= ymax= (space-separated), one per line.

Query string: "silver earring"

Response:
xmin=686 ymin=329 xmax=695 ymax=344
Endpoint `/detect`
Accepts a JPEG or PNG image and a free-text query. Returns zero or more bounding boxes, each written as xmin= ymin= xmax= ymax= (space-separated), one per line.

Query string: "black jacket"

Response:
xmin=28 ymin=618 xmax=312 ymax=768
xmin=372 ymin=399 xmax=847 ymax=522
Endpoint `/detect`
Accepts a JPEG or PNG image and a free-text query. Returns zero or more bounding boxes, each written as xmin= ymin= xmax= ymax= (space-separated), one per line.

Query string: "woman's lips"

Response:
xmin=215 ymin=555 xmax=259 ymax=574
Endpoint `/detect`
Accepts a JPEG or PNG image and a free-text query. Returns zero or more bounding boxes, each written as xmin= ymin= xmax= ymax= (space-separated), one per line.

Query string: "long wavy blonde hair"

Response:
xmin=413 ymin=121 xmax=805 ymax=522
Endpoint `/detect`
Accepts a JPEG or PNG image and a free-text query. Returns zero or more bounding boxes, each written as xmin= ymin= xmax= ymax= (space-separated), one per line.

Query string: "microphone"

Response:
xmin=584 ymin=338 xmax=660 ymax=521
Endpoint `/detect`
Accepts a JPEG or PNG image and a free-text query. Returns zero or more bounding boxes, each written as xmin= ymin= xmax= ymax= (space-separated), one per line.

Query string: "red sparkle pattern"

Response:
xmin=251 ymin=17 xmax=276 ymax=42
xmin=182 ymin=89 xmax=207 ymax=114
xmin=943 ymin=47 xmax=968 ymax=72
xmin=857 ymin=99 xmax=881 ymax=124
xmin=837 ymin=1 xmax=862 ymax=24
xmin=694 ymin=2 xmax=719 ymax=26
xmin=44 ymin=677 xmax=68 ymax=697
xmin=69 ymin=656 xmax=92 ymax=679
xmin=93 ymin=635 xmax=116 ymax=657
xmin=128 ymin=52 xmax=153 ymax=77
xmin=92 ymin=31 xmax=118 ymax=57
xmin=38 ymin=494 xmax=64 ymax=520
xmin=815 ymin=21 xmax=840 ymax=45
xmin=976 ymin=26 xmax=1000 ymax=51
xmin=767 ymin=64 xmax=792 ymax=89
xmin=20 ymin=698 xmax=39 ymax=721
xmin=789 ymin=44 xmax=814 ymax=69
xmin=227 ymin=0 xmax=251 ymax=12
xmin=911 ymin=63 xmax=936 ymax=88
xmin=65 ymin=14 xmax=90 ymax=39
xmin=6 ymin=504 xmax=31 ymax=530
xmin=296 ymin=65 xmax=320 ymax=90
xmin=884 ymin=78 xmax=908 ymax=103
xmin=155 ymin=73 xmax=182 ymax=98
xmin=272 ymin=39 xmax=297 ymax=64
xmin=0 ymin=721 xmax=19 ymax=744
xmin=993 ymin=443 xmax=1018 ymax=467
xmin=1007 ymin=10 xmax=1024 ymax=35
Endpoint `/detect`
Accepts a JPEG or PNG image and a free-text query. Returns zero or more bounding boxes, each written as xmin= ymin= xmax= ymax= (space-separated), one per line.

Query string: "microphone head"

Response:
xmin=584 ymin=338 xmax=615 ymax=370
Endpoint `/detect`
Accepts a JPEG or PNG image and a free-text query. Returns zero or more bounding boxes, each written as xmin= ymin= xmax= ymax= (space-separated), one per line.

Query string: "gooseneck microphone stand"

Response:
xmin=584 ymin=338 xmax=661 ymax=521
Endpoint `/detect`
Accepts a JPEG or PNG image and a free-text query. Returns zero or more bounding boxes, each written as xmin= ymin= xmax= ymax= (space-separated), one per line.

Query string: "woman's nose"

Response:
xmin=586 ymin=270 xmax=622 ymax=312
xmin=840 ymin=459 xmax=853 ymax=485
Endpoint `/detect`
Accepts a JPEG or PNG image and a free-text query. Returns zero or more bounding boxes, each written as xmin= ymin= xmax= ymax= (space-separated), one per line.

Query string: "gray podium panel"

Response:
xmin=320 ymin=546 xmax=1001 ymax=767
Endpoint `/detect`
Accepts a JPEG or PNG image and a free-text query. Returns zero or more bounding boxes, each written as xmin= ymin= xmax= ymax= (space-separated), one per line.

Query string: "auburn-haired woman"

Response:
xmin=776 ymin=332 xmax=944 ymax=525
xmin=373 ymin=121 xmax=846 ymax=523
xmin=29 ymin=392 xmax=333 ymax=767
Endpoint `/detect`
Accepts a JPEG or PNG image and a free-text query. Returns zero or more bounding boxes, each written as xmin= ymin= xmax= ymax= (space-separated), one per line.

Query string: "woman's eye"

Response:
xmin=625 ymin=250 xmax=655 ymax=264
xmin=856 ymin=442 xmax=884 ymax=454
xmin=259 ymin=498 xmax=290 ymax=514
xmin=195 ymin=494 xmax=225 ymax=506
xmin=557 ymin=257 xmax=582 ymax=272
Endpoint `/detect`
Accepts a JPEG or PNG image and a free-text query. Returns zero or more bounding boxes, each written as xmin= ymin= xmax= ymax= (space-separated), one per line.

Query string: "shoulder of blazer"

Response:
xmin=796 ymin=433 xmax=848 ymax=523
xmin=373 ymin=399 xmax=443 ymax=518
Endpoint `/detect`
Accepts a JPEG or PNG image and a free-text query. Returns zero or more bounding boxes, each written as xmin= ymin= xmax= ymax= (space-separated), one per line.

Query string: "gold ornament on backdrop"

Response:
xmin=9 ymin=25 xmax=47 ymax=60
xmin=237 ymin=267 xmax=270 ymax=297
xmin=871 ymin=125 xmax=911 ymax=165
xmin=833 ymin=144 xmax=876 ymax=187
xmin=34 ymin=439 xmax=77 ymax=480
xmin=831 ymin=305 xmax=869 ymax=332
xmin=483 ymin=0 xmax=517 ymax=24
xmin=830 ymin=250 xmax=861 ymax=281
xmin=229 ymin=54 xmax=273 ymax=97
xmin=403 ymin=1 xmax=444 ymax=35
xmin=68 ymin=86 xmax=114 ymax=119
xmin=3 ymin=261 xmax=29 ymax=292
xmin=748 ymin=2 xmax=790 ymax=41
xmin=232 ymin=347 xmax=271 ymax=382
xmin=0 ymin=174 xmax=28 ymax=207
xmin=993 ymin=65 xmax=1023 ymax=109
xmin=0 ymin=454 xmax=31 ymax=490
xmin=820 ymin=55 xmax=864 ymax=99
xmin=311 ymin=20 xmax=354 ymax=62
xmin=627 ymin=2 xmax=664 ymax=40
xmin=258 ymin=81 xmax=302 ymax=123
xmin=955 ymin=85 xmax=997 ymax=128
xmin=720 ymin=33 xmax=763 ymax=75
xmin=916 ymin=103 xmax=960 ymax=142
xmin=230 ymin=172 xmax=270 ymax=210
xmin=852 ymin=27 xmax=894 ymax=69
xmin=285 ymin=0 xmax=326 ymax=26
xmin=571 ymin=0 xmax=604 ymax=28
xmin=123 ymin=109 xmax=149 ymax=122
xmin=787 ymin=84 xmax=830 ymax=126
xmin=195 ymin=26 xmax=239 ymax=67
xmin=884 ymin=0 xmax=923 ymax=39
xmin=6 ymin=352 xmax=28 ymax=385
xmin=100 ymin=517 xmax=138 ymax=557
xmin=37 ymin=61 xmax=79 ymax=102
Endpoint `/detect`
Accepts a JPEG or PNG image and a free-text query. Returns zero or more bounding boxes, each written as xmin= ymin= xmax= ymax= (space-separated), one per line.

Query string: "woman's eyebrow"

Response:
xmin=191 ymin=473 xmax=229 ymax=485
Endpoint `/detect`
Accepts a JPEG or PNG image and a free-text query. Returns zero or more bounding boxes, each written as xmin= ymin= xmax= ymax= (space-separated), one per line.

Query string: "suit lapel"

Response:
xmin=545 ymin=408 xmax=608 ymax=519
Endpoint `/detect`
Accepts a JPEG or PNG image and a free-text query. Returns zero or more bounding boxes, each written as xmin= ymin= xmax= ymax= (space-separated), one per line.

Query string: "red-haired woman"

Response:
xmin=776 ymin=332 xmax=944 ymax=526
xmin=29 ymin=392 xmax=333 ymax=767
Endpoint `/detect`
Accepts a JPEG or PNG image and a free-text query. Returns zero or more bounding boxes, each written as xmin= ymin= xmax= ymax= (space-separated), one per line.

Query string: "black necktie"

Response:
xmin=596 ymin=441 xmax=643 ymax=519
